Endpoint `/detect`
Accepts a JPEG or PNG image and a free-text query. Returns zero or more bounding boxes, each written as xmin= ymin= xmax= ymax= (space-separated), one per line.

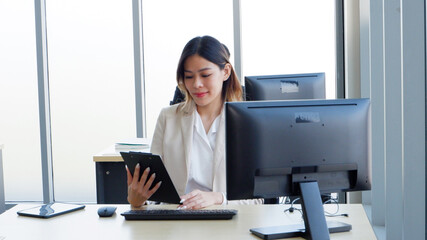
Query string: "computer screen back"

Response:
xmin=245 ymin=72 xmax=325 ymax=101
xmin=225 ymin=98 xmax=371 ymax=200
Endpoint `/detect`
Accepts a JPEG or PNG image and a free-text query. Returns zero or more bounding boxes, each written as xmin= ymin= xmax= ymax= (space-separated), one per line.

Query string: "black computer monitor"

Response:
xmin=245 ymin=73 xmax=326 ymax=101
xmin=225 ymin=98 xmax=371 ymax=240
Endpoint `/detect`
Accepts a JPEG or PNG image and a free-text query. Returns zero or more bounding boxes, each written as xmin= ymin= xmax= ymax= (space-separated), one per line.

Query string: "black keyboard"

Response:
xmin=121 ymin=209 xmax=237 ymax=220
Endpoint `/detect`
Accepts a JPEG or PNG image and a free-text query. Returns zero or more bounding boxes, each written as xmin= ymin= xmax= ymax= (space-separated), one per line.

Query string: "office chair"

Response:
xmin=170 ymin=87 xmax=186 ymax=105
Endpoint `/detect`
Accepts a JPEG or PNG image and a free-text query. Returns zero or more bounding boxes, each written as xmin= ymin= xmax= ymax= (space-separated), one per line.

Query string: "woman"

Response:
xmin=126 ymin=35 xmax=262 ymax=209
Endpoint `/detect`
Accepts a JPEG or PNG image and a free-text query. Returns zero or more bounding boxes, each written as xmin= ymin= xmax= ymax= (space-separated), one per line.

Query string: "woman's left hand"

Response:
xmin=179 ymin=190 xmax=223 ymax=210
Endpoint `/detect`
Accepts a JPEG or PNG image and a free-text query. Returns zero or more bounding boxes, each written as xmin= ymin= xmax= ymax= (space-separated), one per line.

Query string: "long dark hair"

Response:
xmin=176 ymin=36 xmax=242 ymax=107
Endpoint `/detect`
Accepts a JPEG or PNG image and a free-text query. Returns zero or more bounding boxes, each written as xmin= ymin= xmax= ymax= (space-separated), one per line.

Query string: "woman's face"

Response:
xmin=183 ymin=54 xmax=230 ymax=110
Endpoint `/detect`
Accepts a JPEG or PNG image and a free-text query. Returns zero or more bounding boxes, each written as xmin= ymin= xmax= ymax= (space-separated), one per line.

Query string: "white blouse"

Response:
xmin=185 ymin=110 xmax=226 ymax=204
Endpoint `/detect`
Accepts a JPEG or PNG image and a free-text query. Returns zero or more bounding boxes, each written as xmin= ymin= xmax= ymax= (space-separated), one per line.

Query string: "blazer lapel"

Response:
xmin=212 ymin=108 xmax=226 ymax=190
xmin=180 ymin=103 xmax=195 ymax=184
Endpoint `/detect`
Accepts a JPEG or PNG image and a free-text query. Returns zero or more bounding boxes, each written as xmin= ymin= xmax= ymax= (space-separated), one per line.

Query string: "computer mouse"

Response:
xmin=97 ymin=206 xmax=117 ymax=217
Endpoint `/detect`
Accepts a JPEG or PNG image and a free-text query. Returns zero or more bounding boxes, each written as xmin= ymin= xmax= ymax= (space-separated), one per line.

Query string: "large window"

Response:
xmin=45 ymin=0 xmax=136 ymax=202
xmin=143 ymin=0 xmax=235 ymax=138
xmin=241 ymin=0 xmax=336 ymax=99
xmin=0 ymin=1 xmax=43 ymax=201
xmin=1 ymin=0 xmax=339 ymax=202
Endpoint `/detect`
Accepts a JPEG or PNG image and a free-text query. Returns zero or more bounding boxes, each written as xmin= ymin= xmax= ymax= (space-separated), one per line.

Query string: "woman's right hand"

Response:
xmin=126 ymin=164 xmax=162 ymax=208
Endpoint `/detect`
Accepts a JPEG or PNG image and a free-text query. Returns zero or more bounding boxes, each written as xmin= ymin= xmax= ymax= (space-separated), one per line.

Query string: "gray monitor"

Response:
xmin=245 ymin=72 xmax=325 ymax=101
xmin=225 ymin=98 xmax=371 ymax=239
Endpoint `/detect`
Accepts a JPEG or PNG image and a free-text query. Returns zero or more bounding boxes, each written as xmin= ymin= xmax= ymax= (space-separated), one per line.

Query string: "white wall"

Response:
xmin=0 ymin=147 xmax=5 ymax=213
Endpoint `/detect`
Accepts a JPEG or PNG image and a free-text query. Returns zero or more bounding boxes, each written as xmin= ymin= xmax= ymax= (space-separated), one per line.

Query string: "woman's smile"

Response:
xmin=194 ymin=92 xmax=208 ymax=98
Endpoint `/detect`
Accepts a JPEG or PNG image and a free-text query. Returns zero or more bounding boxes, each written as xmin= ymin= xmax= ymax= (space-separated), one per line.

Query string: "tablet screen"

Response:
xmin=17 ymin=203 xmax=85 ymax=218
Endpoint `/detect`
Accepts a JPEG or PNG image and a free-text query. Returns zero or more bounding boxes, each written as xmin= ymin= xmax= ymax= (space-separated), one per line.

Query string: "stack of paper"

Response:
xmin=115 ymin=138 xmax=151 ymax=150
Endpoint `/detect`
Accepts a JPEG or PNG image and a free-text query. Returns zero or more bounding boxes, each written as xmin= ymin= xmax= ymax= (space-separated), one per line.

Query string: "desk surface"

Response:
xmin=93 ymin=145 xmax=150 ymax=162
xmin=1 ymin=204 xmax=376 ymax=240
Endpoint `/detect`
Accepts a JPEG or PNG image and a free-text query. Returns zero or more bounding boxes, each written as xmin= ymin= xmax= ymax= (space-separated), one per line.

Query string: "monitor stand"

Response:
xmin=250 ymin=181 xmax=352 ymax=240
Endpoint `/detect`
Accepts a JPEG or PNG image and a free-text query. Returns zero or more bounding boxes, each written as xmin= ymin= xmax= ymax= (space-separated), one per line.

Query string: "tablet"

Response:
xmin=17 ymin=203 xmax=85 ymax=218
xmin=120 ymin=152 xmax=181 ymax=204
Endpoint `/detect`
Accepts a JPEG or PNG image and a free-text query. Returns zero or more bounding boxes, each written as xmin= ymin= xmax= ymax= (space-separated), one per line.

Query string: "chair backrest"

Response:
xmin=170 ymin=87 xmax=185 ymax=105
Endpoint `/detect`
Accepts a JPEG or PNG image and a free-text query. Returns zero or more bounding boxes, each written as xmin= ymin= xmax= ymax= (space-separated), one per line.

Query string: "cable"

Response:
xmin=283 ymin=197 xmax=302 ymax=215
xmin=323 ymin=197 xmax=349 ymax=217
xmin=283 ymin=196 xmax=349 ymax=218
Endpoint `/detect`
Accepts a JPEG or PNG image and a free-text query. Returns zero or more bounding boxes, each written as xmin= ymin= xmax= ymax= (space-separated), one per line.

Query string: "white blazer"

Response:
xmin=151 ymin=102 xmax=262 ymax=204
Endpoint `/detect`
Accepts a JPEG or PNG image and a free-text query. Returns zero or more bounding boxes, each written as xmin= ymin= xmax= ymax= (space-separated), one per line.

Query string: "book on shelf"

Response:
xmin=115 ymin=138 xmax=151 ymax=150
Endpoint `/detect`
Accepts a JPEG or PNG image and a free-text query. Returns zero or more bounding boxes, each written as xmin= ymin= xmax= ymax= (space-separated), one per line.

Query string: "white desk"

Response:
xmin=0 ymin=204 xmax=376 ymax=239
xmin=0 ymin=144 xmax=4 ymax=214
